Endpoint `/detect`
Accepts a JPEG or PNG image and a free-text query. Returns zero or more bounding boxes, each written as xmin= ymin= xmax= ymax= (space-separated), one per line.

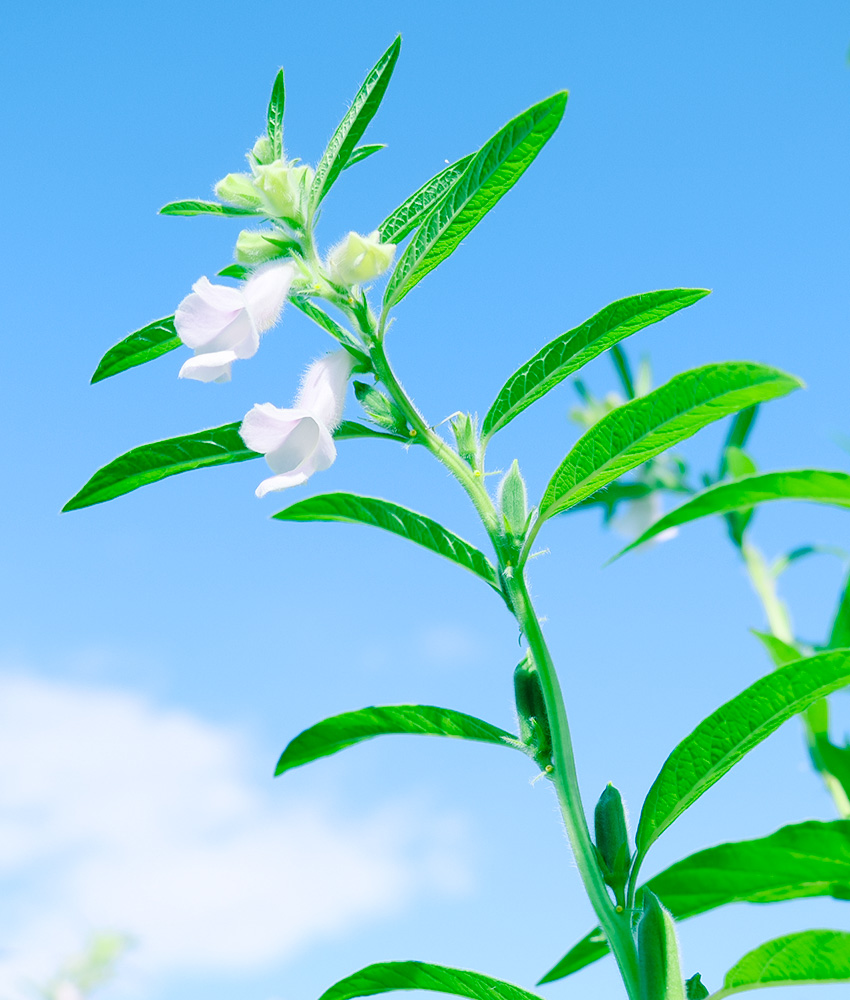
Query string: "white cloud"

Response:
xmin=0 ymin=672 xmax=470 ymax=994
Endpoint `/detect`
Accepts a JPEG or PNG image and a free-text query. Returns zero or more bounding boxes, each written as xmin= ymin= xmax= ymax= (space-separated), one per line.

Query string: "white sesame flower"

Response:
xmin=174 ymin=262 xmax=296 ymax=383
xmin=239 ymin=350 xmax=355 ymax=497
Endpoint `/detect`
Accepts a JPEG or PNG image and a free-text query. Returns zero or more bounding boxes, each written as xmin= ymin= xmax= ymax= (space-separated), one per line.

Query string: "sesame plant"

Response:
xmin=65 ymin=38 xmax=850 ymax=1000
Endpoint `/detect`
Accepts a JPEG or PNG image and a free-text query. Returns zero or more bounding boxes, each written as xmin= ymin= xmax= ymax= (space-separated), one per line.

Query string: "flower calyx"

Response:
xmin=353 ymin=380 xmax=408 ymax=435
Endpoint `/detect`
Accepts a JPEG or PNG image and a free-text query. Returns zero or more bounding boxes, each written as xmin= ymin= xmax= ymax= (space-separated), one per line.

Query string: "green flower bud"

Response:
xmin=685 ymin=974 xmax=709 ymax=999
xmin=252 ymin=161 xmax=313 ymax=220
xmin=353 ymin=380 xmax=407 ymax=434
xmin=593 ymin=783 xmax=631 ymax=902
xmin=235 ymin=229 xmax=297 ymax=265
xmin=514 ymin=654 xmax=552 ymax=770
xmin=498 ymin=460 xmax=528 ymax=538
xmin=327 ymin=230 xmax=396 ymax=286
xmin=214 ymin=172 xmax=263 ymax=210
xmin=638 ymin=891 xmax=686 ymax=1000
xmin=252 ymin=135 xmax=274 ymax=165
xmin=450 ymin=413 xmax=478 ymax=468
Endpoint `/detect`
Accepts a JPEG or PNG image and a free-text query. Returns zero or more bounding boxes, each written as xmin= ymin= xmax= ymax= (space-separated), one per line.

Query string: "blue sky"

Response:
xmin=3 ymin=2 xmax=850 ymax=999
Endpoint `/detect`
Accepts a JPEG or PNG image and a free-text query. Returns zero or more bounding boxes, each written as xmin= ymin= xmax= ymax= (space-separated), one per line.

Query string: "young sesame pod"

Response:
xmin=593 ymin=783 xmax=631 ymax=900
xmin=637 ymin=891 xmax=686 ymax=1000
xmin=450 ymin=413 xmax=479 ymax=469
xmin=513 ymin=654 xmax=552 ymax=769
xmin=498 ymin=459 xmax=528 ymax=538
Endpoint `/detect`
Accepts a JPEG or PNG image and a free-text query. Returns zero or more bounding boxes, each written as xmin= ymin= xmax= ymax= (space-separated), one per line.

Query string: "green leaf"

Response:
xmin=829 ymin=568 xmax=850 ymax=649
xmin=318 ymin=962 xmax=544 ymax=1000
xmin=482 ymin=289 xmax=709 ymax=440
xmin=384 ymin=92 xmax=568 ymax=307
xmin=217 ymin=263 xmax=251 ymax=279
xmin=712 ymin=931 xmax=850 ymax=998
xmin=90 ymin=316 xmax=181 ymax=384
xmin=267 ymin=69 xmax=285 ymax=160
xmin=272 ymin=493 xmax=500 ymax=591
xmin=276 ymin=704 xmax=518 ymax=775
xmin=751 ymin=630 xmax=801 ymax=667
xmin=63 ymin=422 xmax=392 ymax=512
xmin=377 ymin=154 xmax=475 ymax=244
xmin=540 ymin=364 xmax=803 ymax=521
xmin=310 ymin=36 xmax=401 ymax=209
xmin=635 ymin=650 xmax=850 ymax=860
xmin=616 ymin=470 xmax=850 ymax=556
xmin=343 ymin=144 xmax=386 ymax=169
xmin=159 ymin=200 xmax=262 ymax=217
xmin=539 ymin=819 xmax=850 ymax=983
xmin=717 ymin=405 xmax=759 ymax=479
xmin=289 ymin=296 xmax=369 ymax=364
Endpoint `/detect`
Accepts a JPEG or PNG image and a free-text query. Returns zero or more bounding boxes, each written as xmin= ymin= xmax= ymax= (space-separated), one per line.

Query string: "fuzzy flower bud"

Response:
xmin=235 ymin=229 xmax=294 ymax=266
xmin=214 ymin=172 xmax=263 ymax=210
xmin=252 ymin=161 xmax=313 ymax=220
xmin=326 ymin=230 xmax=396 ymax=286
xmin=252 ymin=136 xmax=274 ymax=165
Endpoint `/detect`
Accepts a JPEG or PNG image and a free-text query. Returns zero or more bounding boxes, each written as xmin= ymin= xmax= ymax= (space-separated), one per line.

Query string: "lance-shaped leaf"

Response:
xmin=616 ymin=470 xmax=850 ymax=556
xmin=267 ymin=69 xmax=285 ymax=160
xmin=343 ymin=144 xmax=386 ymax=169
xmin=539 ymin=364 xmax=802 ymax=522
xmin=159 ymin=200 xmax=262 ymax=217
xmin=482 ymin=289 xmax=710 ymax=441
xmin=377 ymin=154 xmax=475 ymax=244
xmin=318 ymin=962 xmax=545 ymax=1000
xmin=276 ymin=705 xmax=519 ymax=775
xmin=91 ymin=316 xmax=181 ymax=383
xmin=539 ymin=819 xmax=850 ymax=984
xmin=829 ymin=568 xmax=850 ymax=649
xmin=63 ymin=422 xmax=400 ymax=512
xmin=711 ymin=931 xmax=850 ymax=998
xmin=273 ymin=493 xmax=500 ymax=591
xmin=310 ymin=36 xmax=401 ymax=209
xmin=384 ymin=92 xmax=567 ymax=307
xmin=751 ymin=631 xmax=801 ymax=668
xmin=635 ymin=650 xmax=850 ymax=861
xmin=289 ymin=296 xmax=369 ymax=364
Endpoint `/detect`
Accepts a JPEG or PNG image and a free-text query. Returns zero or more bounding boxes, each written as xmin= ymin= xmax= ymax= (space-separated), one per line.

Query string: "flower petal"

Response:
xmin=175 ymin=278 xmax=243 ymax=349
xmin=178 ymin=351 xmax=236 ymax=383
xmin=295 ymin=350 xmax=354 ymax=429
xmin=243 ymin=262 xmax=296 ymax=333
xmin=265 ymin=416 xmax=321 ymax=475
xmin=255 ymin=471 xmax=310 ymax=498
xmin=239 ymin=403 xmax=306 ymax=454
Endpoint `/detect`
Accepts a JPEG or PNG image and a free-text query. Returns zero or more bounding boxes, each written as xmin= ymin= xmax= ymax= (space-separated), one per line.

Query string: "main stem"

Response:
xmin=369 ymin=336 xmax=642 ymax=1000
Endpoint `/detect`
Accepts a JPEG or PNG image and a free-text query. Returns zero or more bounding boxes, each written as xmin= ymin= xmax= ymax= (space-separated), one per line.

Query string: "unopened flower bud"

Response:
xmin=214 ymin=172 xmax=263 ymax=210
xmin=450 ymin=413 xmax=478 ymax=468
xmin=252 ymin=136 xmax=274 ymax=165
xmin=252 ymin=161 xmax=313 ymax=220
xmin=498 ymin=460 xmax=528 ymax=538
xmin=327 ymin=230 xmax=396 ymax=286
xmin=638 ymin=891 xmax=686 ymax=1000
xmin=235 ymin=229 xmax=297 ymax=265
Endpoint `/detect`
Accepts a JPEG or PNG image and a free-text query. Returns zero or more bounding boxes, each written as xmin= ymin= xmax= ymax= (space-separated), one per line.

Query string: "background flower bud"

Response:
xmin=251 ymin=136 xmax=274 ymax=165
xmin=235 ymin=230 xmax=295 ymax=265
xmin=252 ymin=162 xmax=312 ymax=220
xmin=326 ymin=231 xmax=396 ymax=286
xmin=214 ymin=173 xmax=263 ymax=210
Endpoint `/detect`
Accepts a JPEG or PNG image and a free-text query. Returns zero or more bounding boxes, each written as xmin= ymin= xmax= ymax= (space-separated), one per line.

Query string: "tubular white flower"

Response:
xmin=239 ymin=350 xmax=355 ymax=498
xmin=174 ymin=262 xmax=296 ymax=383
xmin=326 ymin=230 xmax=396 ymax=286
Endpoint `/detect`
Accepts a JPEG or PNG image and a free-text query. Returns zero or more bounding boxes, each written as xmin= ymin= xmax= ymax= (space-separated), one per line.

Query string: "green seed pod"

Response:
xmin=498 ymin=460 xmax=528 ymax=538
xmin=513 ymin=655 xmax=552 ymax=769
xmin=594 ymin=784 xmax=631 ymax=901
xmin=638 ymin=891 xmax=686 ymax=1000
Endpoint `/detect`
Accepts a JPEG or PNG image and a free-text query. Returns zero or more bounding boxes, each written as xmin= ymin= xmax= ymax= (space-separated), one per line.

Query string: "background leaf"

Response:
xmin=617 ymin=470 xmax=850 ymax=555
xmin=90 ymin=316 xmax=180 ymax=383
xmin=318 ymin=962 xmax=544 ymax=1000
xmin=481 ymin=289 xmax=709 ymax=440
xmin=273 ymin=493 xmax=501 ymax=591
xmin=635 ymin=650 xmax=850 ymax=860
xmin=540 ymin=364 xmax=802 ymax=520
xmin=267 ymin=69 xmax=285 ymax=160
xmin=276 ymin=705 xmax=518 ymax=775
xmin=829 ymin=569 xmax=850 ymax=649
xmin=377 ymin=154 xmax=475 ymax=244
xmin=540 ymin=820 xmax=850 ymax=983
xmin=384 ymin=92 xmax=567 ymax=307
xmin=713 ymin=931 xmax=850 ymax=997
xmin=343 ymin=144 xmax=386 ymax=169
xmin=159 ymin=200 xmax=262 ymax=217
xmin=309 ymin=36 xmax=401 ymax=209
